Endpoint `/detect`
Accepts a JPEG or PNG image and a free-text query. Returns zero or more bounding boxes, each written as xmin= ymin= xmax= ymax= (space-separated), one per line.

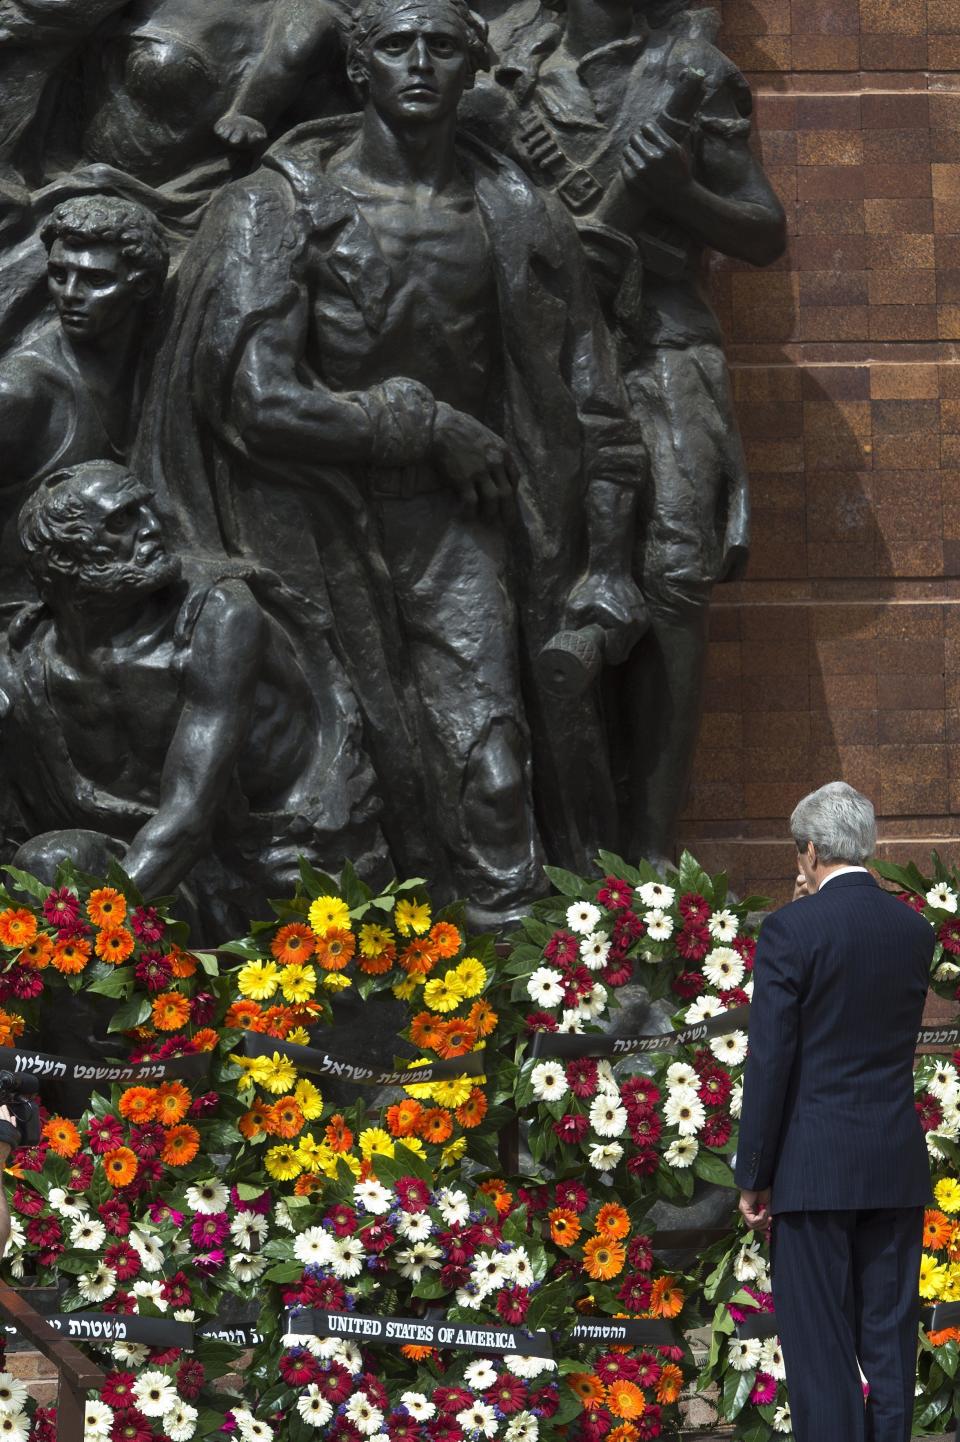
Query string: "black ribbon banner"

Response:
xmin=530 ymin=1011 xmax=960 ymax=1060
xmin=0 ymin=1045 xmax=213 ymax=1087
xmin=241 ymin=1033 xmax=486 ymax=1087
xmin=529 ymin=1006 xmax=751 ymax=1060
xmin=1 ymin=1313 xmax=194 ymax=1346
xmin=569 ymin=1318 xmax=675 ymax=1344
xmin=195 ymin=1323 xmax=264 ymax=1346
xmin=286 ymin=1309 xmax=554 ymax=1358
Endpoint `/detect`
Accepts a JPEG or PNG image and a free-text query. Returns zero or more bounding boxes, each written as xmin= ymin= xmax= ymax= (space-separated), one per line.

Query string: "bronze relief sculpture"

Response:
xmin=0 ymin=0 xmax=784 ymax=932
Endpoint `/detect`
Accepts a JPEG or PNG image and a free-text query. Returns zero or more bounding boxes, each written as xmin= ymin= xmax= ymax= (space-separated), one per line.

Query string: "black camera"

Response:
xmin=0 ymin=1072 xmax=40 ymax=1149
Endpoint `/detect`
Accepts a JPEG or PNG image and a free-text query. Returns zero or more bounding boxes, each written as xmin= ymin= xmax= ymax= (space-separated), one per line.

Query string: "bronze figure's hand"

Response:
xmin=566 ymin=570 xmax=648 ymax=665
xmin=214 ymin=112 xmax=268 ymax=148
xmin=431 ymin=402 xmax=517 ymax=521
xmin=621 ymin=122 xmax=692 ymax=200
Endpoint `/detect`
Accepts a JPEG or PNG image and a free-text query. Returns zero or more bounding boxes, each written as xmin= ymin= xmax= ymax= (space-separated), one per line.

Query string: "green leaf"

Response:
xmin=262 ymin=1262 xmax=303 ymax=1283
xmin=87 ymin=970 xmax=134 ymax=1000
xmin=193 ymin=951 xmax=220 ymax=976
xmin=870 ymin=856 xmax=929 ymax=895
xmin=297 ymin=858 xmax=340 ymax=900
xmin=107 ymin=994 xmax=152 ymax=1033
xmin=693 ymin=1151 xmax=737 ymax=1188
xmin=2 ymin=866 xmax=49 ymax=903
xmin=720 ymin=1365 xmax=754 ymax=1420
xmin=542 ymin=866 xmax=593 ymax=898
xmin=939 ymin=1337 xmax=960 ymax=1379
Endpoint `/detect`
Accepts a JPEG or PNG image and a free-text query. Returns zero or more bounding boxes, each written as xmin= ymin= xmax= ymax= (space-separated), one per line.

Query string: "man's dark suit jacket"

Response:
xmin=734 ymin=871 xmax=935 ymax=1213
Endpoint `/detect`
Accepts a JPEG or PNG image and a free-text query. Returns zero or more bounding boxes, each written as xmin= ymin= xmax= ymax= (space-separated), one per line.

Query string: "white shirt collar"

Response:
xmin=817 ymin=865 xmax=869 ymax=890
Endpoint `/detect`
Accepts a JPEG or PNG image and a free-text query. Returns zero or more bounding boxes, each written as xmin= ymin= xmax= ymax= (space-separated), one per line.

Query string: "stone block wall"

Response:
xmin=682 ymin=3 xmax=960 ymax=900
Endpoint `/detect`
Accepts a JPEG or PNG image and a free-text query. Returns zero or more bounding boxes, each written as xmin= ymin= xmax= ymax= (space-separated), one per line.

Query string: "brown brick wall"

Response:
xmin=681 ymin=5 xmax=960 ymax=900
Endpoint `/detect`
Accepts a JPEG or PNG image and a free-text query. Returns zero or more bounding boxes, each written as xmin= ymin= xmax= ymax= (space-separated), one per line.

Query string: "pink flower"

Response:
xmin=566 ymin=1058 xmax=598 ymax=1098
xmin=597 ymin=877 xmax=633 ymax=911
xmin=749 ymin=1371 xmax=778 ymax=1405
xmin=43 ymin=888 xmax=79 ymax=928
xmin=131 ymin=906 xmax=165 ymax=942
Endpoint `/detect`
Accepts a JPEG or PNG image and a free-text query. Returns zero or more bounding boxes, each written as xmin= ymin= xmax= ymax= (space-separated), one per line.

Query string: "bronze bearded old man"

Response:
xmin=140 ymin=0 xmax=647 ymax=928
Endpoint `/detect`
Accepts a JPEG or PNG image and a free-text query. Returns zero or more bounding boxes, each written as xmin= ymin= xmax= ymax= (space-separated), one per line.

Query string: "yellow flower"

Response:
xmin=265 ymin=1144 xmax=304 ymax=1180
xmin=308 ymin=895 xmax=351 ymax=937
xmin=237 ymin=960 xmax=280 ymax=1000
xmin=322 ymin=973 xmax=353 ymax=991
xmin=297 ymin=1134 xmax=333 ymax=1174
xmin=432 ymin=1077 xmax=475 ymax=1108
xmin=230 ymin=1055 xmax=258 ymax=1094
xmin=287 ymin=1027 xmax=312 ymax=1045
xmin=945 ymin=1264 xmax=960 ymax=1301
xmin=250 ymin=1052 xmax=298 ymax=1094
xmin=441 ymin=1137 xmax=467 ymax=1167
xmin=395 ymin=899 xmax=431 ymax=936
xmin=359 ymin=923 xmax=395 ymax=956
xmin=393 ymin=976 xmax=419 ymax=1001
xmin=359 ymin=1127 xmax=395 ymax=1160
xmin=919 ymin=1253 xmax=949 ymax=1299
xmin=452 ymin=957 xmax=486 ymax=997
xmin=279 ymin=963 xmax=317 ymax=1003
xmin=294 ymin=1079 xmax=324 ymax=1120
xmin=399 ymin=1136 xmax=426 ymax=1158
xmin=935 ymin=1178 xmax=960 ymax=1214
xmin=422 ymin=975 xmax=466 ymax=1013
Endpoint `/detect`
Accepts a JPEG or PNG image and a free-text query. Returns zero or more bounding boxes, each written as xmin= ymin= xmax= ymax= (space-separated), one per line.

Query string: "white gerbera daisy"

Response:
xmin=0 ymin=1413 xmax=28 ymax=1442
xmin=579 ymin=932 xmax=611 ymax=970
xmin=927 ymin=884 xmax=958 ymax=913
xmin=637 ymin=881 xmax=676 ymax=908
xmin=111 ymin=1341 xmax=148 ymax=1367
xmin=732 ymin=1240 xmax=767 ymax=1283
xmin=456 ymin=1402 xmax=498 ymax=1437
xmin=772 ymin=1403 xmax=792 ymax=1433
xmin=707 ymin=908 xmax=739 ymax=941
xmin=587 ymin=1141 xmax=623 ymax=1172
xmin=131 ymin=1279 xmax=167 ymax=1310
xmin=730 ymin=1081 xmax=743 ymax=1119
xmin=504 ymin=1355 xmax=556 ymax=1379
xmin=401 ymin=1393 xmax=436 ymax=1421
xmin=702 ymin=947 xmax=745 ymax=991
xmin=133 ymin=1370 xmax=179 ymax=1418
xmin=395 ymin=1211 xmax=433 ymax=1243
xmin=0 ymin=1378 xmax=27 ymax=1417
xmin=644 ymin=908 xmax=674 ymax=941
xmin=185 ymin=1180 xmax=229 ymax=1214
xmin=557 ymin=1009 xmax=584 ymax=1033
xmin=665 ymin=1061 xmax=698 ymax=1089
xmin=331 ymin=1235 xmax=366 ymax=1279
xmin=530 ymin=1062 xmax=568 ymax=1103
xmin=664 ymin=1093 xmax=706 ymax=1136
xmin=684 ymin=995 xmax=724 ymax=1024
xmin=235 ymin=1412 xmax=274 ymax=1442
xmin=83 ymin=1399 xmax=114 ymax=1439
xmin=464 ymin=1359 xmax=498 ymax=1390
xmin=77 ymin=1263 xmax=117 ymax=1304
xmin=129 ymin=1231 xmax=164 ymax=1273
xmin=664 ymin=1136 xmax=698 ymax=1168
xmin=396 ymin=1240 xmax=442 ymax=1281
xmin=935 ymin=960 xmax=960 ymax=982
xmin=526 ymin=967 xmax=564 ymax=1007
xmin=230 ymin=1253 xmax=268 ymax=1283
xmin=929 ymin=1063 xmax=960 ymax=1102
xmin=354 ymin=1178 xmax=393 ymax=1215
xmin=709 ymin=1031 xmax=748 ymax=1066
xmin=505 ymin=1413 xmax=539 ymax=1442
xmin=729 ymin=1338 xmax=762 ymax=1371
xmin=436 ymin=1188 xmax=470 ymax=1226
xmin=578 ymin=983 xmax=608 ymax=1020
xmin=760 ymin=1337 xmax=786 ymax=1381
xmin=230 ymin=1210 xmax=268 ymax=1249
xmin=344 ymin=1392 xmax=384 ymax=1436
xmin=296 ymin=1388 xmax=334 ymax=1428
xmin=566 ymin=901 xmax=602 ymax=935
xmin=588 ymin=1094 xmax=627 ymax=1137
xmin=294 ymin=1226 xmax=335 ymax=1267
xmin=47 ymin=1187 xmax=87 ymax=1220
xmin=164 ymin=1402 xmax=199 ymax=1441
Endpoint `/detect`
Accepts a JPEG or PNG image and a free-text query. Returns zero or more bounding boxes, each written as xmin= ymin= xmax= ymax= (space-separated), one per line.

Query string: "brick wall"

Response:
xmin=681 ymin=3 xmax=960 ymax=900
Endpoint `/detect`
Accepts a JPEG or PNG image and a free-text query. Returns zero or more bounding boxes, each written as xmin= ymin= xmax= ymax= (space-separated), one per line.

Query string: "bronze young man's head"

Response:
xmin=18 ymin=461 xmax=181 ymax=609
xmin=346 ymin=0 xmax=490 ymax=121
xmin=40 ymin=196 xmax=170 ymax=342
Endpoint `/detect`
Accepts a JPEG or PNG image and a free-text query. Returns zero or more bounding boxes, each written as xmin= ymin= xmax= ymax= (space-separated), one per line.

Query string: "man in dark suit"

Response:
xmin=735 ymin=780 xmax=935 ymax=1442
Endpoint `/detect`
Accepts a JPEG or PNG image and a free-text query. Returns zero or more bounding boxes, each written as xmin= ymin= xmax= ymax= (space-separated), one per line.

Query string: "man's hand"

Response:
xmin=431 ymin=403 xmax=517 ymax=521
xmin=739 ymin=1187 xmax=771 ymax=1232
xmin=565 ymin=571 xmax=649 ymax=664
xmin=621 ymin=122 xmax=692 ymax=202
xmin=792 ymin=873 xmax=810 ymax=902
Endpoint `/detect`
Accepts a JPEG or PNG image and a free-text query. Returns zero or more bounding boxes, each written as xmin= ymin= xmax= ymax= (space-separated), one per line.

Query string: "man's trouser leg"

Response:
xmin=853 ymin=1206 xmax=923 ymax=1442
xmin=771 ymin=1211 xmax=866 ymax=1442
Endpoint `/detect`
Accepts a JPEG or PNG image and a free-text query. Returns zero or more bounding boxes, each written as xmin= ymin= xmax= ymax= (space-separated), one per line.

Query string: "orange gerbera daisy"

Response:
xmin=401 ymin=1344 xmax=437 ymax=1362
xmin=607 ymin=1381 xmax=646 ymax=1420
xmin=656 ymin=1364 xmax=684 ymax=1405
xmin=568 ymin=1374 xmax=605 ymax=1410
xmin=357 ymin=946 xmax=396 ymax=975
xmin=225 ymin=999 xmax=262 ymax=1030
xmin=648 ymin=1276 xmax=684 ymax=1319
xmin=924 ymin=1209 xmax=954 ymax=1250
xmin=325 ymin=1114 xmax=353 ymax=1153
xmin=455 ymin=1088 xmax=488 ymax=1129
xmin=467 ymin=999 xmax=498 ymax=1038
xmin=429 ymin=921 xmax=462 ymax=958
xmin=0 ymin=909 xmax=37 ymax=949
xmin=95 ymin=927 xmax=135 ymax=964
xmin=607 ymin=1426 xmax=640 ymax=1442
xmin=583 ymin=1236 xmax=626 ymax=1281
xmin=103 ymin=1147 xmax=138 ymax=1188
xmin=315 ymin=928 xmax=356 ymax=971
xmin=167 ymin=947 xmax=198 ymax=978
xmin=42 ymin=1116 xmax=81 ymax=1158
xmin=268 ymin=1097 xmax=305 ymax=1140
xmin=271 ymin=923 xmax=316 ymax=965
xmin=929 ymin=1326 xmax=960 ymax=1346
xmin=154 ymin=1081 xmax=191 ymax=1127
xmin=417 ymin=1107 xmax=453 ymax=1143
xmin=435 ymin=1019 xmax=478 ymax=1059
xmin=86 ymin=888 xmax=126 ymax=928
xmin=548 ymin=1207 xmax=582 ymax=1247
xmin=161 ymin=1124 xmax=200 ymax=1166
xmin=398 ymin=937 xmax=439 ymax=976
xmin=386 ymin=1099 xmax=422 ymax=1137
xmin=260 ymin=1006 xmax=294 ymax=1038
xmin=50 ymin=937 xmax=91 ymax=974
xmin=239 ymin=1099 xmax=272 ymax=1140
xmin=118 ymin=1087 xmax=158 ymax=1124
xmin=478 ymin=1177 xmax=513 ymax=1216
xmin=152 ymin=991 xmax=191 ymax=1031
xmin=18 ymin=934 xmax=53 ymax=970
xmin=409 ymin=1012 xmax=445 ymax=1050
xmin=294 ymin=1173 xmax=325 ymax=1196
xmin=595 ymin=1203 xmax=630 ymax=1241
xmin=191 ymin=1027 xmax=220 ymax=1052
xmin=0 ymin=1012 xmax=24 ymax=1046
